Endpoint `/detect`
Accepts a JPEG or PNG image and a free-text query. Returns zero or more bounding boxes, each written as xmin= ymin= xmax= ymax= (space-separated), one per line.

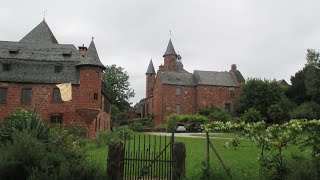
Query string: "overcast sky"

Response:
xmin=1 ymin=0 xmax=320 ymax=104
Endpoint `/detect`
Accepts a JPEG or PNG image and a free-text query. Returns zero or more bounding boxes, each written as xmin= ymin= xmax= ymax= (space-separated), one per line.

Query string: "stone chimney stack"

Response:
xmin=78 ymin=44 xmax=88 ymax=57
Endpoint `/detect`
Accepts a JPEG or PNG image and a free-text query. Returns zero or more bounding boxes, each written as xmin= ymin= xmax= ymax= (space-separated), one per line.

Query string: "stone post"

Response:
xmin=107 ymin=140 xmax=124 ymax=180
xmin=173 ymin=142 xmax=186 ymax=180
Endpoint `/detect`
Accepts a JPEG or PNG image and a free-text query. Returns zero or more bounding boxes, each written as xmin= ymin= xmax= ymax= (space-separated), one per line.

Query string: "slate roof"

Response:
xmin=163 ymin=39 xmax=177 ymax=57
xmin=160 ymin=72 xmax=195 ymax=86
xmin=20 ymin=20 xmax=58 ymax=44
xmin=146 ymin=59 xmax=155 ymax=74
xmin=159 ymin=70 xmax=239 ymax=87
xmin=0 ymin=20 xmax=105 ymax=84
xmin=76 ymin=39 xmax=105 ymax=70
xmin=193 ymin=70 xmax=238 ymax=87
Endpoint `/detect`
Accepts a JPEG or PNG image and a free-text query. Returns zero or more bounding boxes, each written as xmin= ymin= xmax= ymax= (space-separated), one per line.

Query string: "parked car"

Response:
xmin=187 ymin=123 xmax=202 ymax=132
xmin=176 ymin=124 xmax=187 ymax=132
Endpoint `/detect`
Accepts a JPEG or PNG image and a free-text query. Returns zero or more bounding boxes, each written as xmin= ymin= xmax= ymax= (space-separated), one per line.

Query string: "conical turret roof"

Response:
xmin=20 ymin=20 xmax=58 ymax=44
xmin=146 ymin=59 xmax=156 ymax=74
xmin=76 ymin=39 xmax=105 ymax=70
xmin=163 ymin=39 xmax=177 ymax=57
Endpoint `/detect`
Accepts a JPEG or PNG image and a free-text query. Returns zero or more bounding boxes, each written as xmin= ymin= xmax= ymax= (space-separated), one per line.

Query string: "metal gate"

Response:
xmin=123 ymin=133 xmax=174 ymax=180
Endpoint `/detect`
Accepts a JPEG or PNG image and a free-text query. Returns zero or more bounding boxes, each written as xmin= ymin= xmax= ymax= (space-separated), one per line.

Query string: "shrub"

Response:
xmin=154 ymin=124 xmax=167 ymax=132
xmin=95 ymin=127 xmax=134 ymax=147
xmin=198 ymin=108 xmax=218 ymax=116
xmin=0 ymin=109 xmax=49 ymax=143
xmin=208 ymin=110 xmax=232 ymax=122
xmin=290 ymin=101 xmax=320 ymax=120
xmin=131 ymin=118 xmax=152 ymax=126
xmin=165 ymin=114 xmax=181 ymax=132
xmin=240 ymin=108 xmax=265 ymax=123
xmin=267 ymin=104 xmax=285 ymax=123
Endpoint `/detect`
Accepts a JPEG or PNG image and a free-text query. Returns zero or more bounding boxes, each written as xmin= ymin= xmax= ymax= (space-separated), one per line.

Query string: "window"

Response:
xmin=94 ymin=93 xmax=98 ymax=100
xmin=176 ymin=87 xmax=181 ymax=96
xmin=54 ymin=65 xmax=62 ymax=73
xmin=225 ymin=103 xmax=231 ymax=112
xmin=0 ymin=88 xmax=7 ymax=103
xmin=50 ymin=115 xmax=62 ymax=124
xmin=104 ymin=98 xmax=111 ymax=113
xmin=3 ymin=64 xmax=11 ymax=71
xmin=21 ymin=88 xmax=32 ymax=104
xmin=229 ymin=88 xmax=235 ymax=98
xmin=176 ymin=104 xmax=181 ymax=114
xmin=53 ymin=88 xmax=61 ymax=101
xmin=95 ymin=72 xmax=99 ymax=79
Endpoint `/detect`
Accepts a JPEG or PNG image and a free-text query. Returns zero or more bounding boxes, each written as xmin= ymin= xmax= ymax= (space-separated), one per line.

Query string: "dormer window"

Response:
xmin=9 ymin=49 xmax=19 ymax=54
xmin=3 ymin=64 xmax=11 ymax=71
xmin=62 ymin=50 xmax=72 ymax=57
xmin=54 ymin=65 xmax=62 ymax=73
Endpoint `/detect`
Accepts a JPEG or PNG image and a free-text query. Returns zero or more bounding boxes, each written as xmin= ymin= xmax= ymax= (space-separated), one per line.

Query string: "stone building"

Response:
xmin=0 ymin=20 xmax=111 ymax=138
xmin=141 ymin=39 xmax=245 ymax=125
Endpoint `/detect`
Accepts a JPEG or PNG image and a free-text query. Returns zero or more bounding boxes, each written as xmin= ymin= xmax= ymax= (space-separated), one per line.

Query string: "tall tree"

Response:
xmin=239 ymin=78 xmax=283 ymax=117
xmin=103 ymin=64 xmax=135 ymax=111
xmin=286 ymin=66 xmax=310 ymax=104
xmin=305 ymin=49 xmax=320 ymax=104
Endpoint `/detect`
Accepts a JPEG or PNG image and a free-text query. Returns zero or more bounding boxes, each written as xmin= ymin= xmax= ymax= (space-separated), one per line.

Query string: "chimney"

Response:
xmin=78 ymin=44 xmax=87 ymax=57
xmin=159 ymin=64 xmax=165 ymax=72
xmin=231 ymin=64 xmax=237 ymax=71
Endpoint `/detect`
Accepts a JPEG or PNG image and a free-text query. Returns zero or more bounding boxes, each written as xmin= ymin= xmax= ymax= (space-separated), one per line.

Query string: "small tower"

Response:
xmin=163 ymin=39 xmax=178 ymax=71
xmin=76 ymin=39 xmax=106 ymax=109
xmin=146 ymin=59 xmax=156 ymax=98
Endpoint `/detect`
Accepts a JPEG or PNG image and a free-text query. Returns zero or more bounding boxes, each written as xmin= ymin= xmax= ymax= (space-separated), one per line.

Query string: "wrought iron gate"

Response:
xmin=123 ymin=133 xmax=174 ymax=180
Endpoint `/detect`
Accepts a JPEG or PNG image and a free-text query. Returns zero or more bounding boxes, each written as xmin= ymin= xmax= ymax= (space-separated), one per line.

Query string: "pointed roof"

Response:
xmin=76 ymin=39 xmax=105 ymax=70
xmin=146 ymin=59 xmax=156 ymax=74
xmin=163 ymin=39 xmax=177 ymax=57
xmin=20 ymin=20 xmax=58 ymax=44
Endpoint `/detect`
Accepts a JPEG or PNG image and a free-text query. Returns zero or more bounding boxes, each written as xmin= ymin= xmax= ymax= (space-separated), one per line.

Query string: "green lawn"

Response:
xmin=86 ymin=133 xmax=310 ymax=179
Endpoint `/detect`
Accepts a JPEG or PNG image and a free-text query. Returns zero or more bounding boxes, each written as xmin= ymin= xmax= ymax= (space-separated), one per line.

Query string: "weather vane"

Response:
xmin=169 ymin=30 xmax=172 ymax=37
xmin=42 ymin=10 xmax=47 ymax=20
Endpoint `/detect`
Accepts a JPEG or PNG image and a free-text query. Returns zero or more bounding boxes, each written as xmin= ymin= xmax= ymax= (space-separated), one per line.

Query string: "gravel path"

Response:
xmin=143 ymin=132 xmax=233 ymax=140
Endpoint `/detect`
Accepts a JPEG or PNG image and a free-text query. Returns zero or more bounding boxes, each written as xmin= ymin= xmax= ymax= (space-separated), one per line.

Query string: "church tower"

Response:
xmin=163 ymin=39 xmax=178 ymax=71
xmin=146 ymin=59 xmax=156 ymax=98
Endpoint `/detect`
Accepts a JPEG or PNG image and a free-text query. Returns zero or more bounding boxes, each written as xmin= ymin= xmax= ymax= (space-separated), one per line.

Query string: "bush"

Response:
xmin=290 ymin=101 xmax=320 ymax=120
xmin=267 ymin=104 xmax=285 ymax=123
xmin=165 ymin=114 xmax=181 ymax=132
xmin=0 ymin=109 xmax=49 ymax=144
xmin=208 ymin=109 xmax=232 ymax=122
xmin=240 ymin=108 xmax=265 ymax=123
xmin=197 ymin=108 xmax=218 ymax=116
xmin=95 ymin=127 xmax=134 ymax=147
xmin=131 ymin=118 xmax=152 ymax=126
xmin=154 ymin=124 xmax=167 ymax=132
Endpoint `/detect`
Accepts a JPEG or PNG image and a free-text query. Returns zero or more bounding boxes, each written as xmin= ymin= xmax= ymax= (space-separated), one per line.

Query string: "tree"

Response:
xmin=304 ymin=49 xmax=320 ymax=104
xmin=102 ymin=64 xmax=135 ymax=111
xmin=286 ymin=66 xmax=310 ymax=105
xmin=239 ymin=78 xmax=283 ymax=117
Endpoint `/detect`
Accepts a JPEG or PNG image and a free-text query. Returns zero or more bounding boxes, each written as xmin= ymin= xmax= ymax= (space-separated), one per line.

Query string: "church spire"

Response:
xmin=146 ymin=59 xmax=156 ymax=75
xmin=163 ymin=39 xmax=177 ymax=57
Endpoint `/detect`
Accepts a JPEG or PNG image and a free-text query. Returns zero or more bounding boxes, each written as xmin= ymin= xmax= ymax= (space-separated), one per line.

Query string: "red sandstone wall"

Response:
xmin=0 ymin=82 xmax=80 ymax=124
xmin=161 ymin=84 xmax=196 ymax=120
xmin=152 ymin=74 xmax=163 ymax=126
xmin=0 ymin=67 xmax=111 ymax=138
xmin=195 ymin=85 xmax=241 ymax=112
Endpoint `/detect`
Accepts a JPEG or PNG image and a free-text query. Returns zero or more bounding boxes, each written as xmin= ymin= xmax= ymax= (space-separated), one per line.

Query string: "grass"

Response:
xmin=86 ymin=133 xmax=311 ymax=179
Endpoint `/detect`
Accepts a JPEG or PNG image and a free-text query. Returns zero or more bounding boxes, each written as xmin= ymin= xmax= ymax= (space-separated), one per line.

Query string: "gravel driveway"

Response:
xmin=143 ymin=132 xmax=233 ymax=139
